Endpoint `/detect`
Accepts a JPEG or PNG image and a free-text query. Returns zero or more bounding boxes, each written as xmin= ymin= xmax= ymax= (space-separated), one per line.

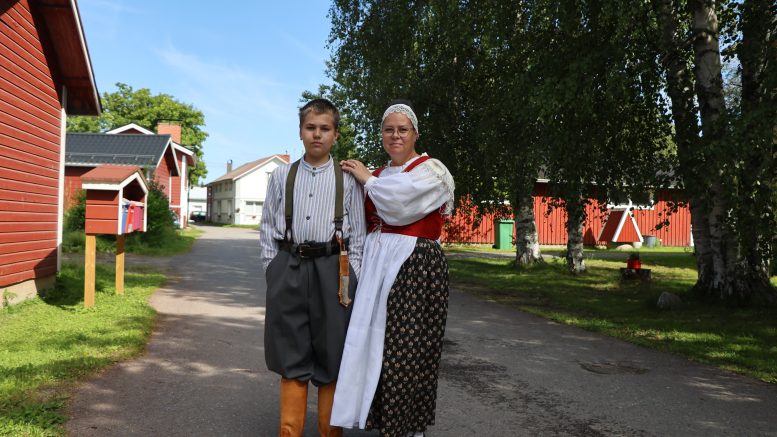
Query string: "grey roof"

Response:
xmin=209 ymin=154 xmax=289 ymax=184
xmin=65 ymin=133 xmax=172 ymax=167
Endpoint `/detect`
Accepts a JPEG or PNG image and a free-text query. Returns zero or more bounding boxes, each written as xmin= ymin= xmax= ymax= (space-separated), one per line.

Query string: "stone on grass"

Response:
xmin=615 ymin=244 xmax=634 ymax=251
xmin=657 ymin=292 xmax=682 ymax=310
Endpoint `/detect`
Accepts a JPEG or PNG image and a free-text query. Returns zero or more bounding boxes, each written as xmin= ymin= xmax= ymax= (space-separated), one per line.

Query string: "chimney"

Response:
xmin=157 ymin=121 xmax=182 ymax=144
xmin=227 ymin=159 xmax=233 ymax=173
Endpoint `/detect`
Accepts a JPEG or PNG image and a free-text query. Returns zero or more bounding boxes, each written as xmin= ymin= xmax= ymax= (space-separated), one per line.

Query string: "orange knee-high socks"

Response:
xmin=317 ymin=382 xmax=342 ymax=437
xmin=279 ymin=378 xmax=308 ymax=437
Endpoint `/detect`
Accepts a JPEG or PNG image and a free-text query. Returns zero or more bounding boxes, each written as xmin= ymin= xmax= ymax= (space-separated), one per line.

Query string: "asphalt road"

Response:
xmin=66 ymin=225 xmax=777 ymax=436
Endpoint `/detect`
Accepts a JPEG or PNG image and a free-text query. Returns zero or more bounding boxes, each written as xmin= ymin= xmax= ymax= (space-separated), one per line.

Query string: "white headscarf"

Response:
xmin=382 ymin=104 xmax=419 ymax=135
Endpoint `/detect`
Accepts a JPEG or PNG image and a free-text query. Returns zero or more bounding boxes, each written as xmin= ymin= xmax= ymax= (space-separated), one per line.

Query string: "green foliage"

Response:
xmin=60 ymin=230 xmax=85 ymax=254
xmin=60 ymin=181 xmax=199 ymax=257
xmin=63 ymin=191 xmax=86 ymax=232
xmin=124 ymin=227 xmax=201 ymax=256
xmin=141 ymin=180 xmax=177 ymax=243
xmin=67 ymin=82 xmax=209 ymax=185
xmin=0 ymin=264 xmax=164 ymax=436
xmin=725 ymin=0 xmax=777 ymax=286
xmin=328 ymin=0 xmax=775 ymax=297
xmin=327 ymin=0 xmax=677 ymax=273
xmin=61 ymin=227 xmax=201 ymax=257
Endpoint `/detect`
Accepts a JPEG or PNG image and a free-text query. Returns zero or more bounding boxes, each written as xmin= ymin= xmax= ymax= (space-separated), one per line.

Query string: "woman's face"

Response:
xmin=381 ymin=112 xmax=418 ymax=165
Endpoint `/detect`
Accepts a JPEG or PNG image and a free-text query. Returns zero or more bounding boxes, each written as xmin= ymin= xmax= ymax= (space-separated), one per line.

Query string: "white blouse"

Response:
xmin=365 ymin=156 xmax=452 ymax=225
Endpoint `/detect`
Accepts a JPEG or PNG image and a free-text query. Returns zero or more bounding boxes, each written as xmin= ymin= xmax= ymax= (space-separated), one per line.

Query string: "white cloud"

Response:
xmin=155 ymin=44 xmax=290 ymax=122
xmin=151 ymin=42 xmax=332 ymax=182
xmin=278 ymin=31 xmax=327 ymax=64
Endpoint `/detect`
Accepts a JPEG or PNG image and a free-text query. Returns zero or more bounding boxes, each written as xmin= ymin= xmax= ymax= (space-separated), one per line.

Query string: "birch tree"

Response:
xmin=529 ymin=0 xmax=674 ymax=273
xmin=653 ymin=0 xmax=776 ymax=303
xmin=652 ymin=0 xmax=715 ymax=290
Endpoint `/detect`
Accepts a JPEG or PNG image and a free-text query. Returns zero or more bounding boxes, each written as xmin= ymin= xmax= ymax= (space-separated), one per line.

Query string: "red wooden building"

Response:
xmin=0 ymin=0 xmax=100 ymax=303
xmin=441 ymin=181 xmax=692 ymax=247
xmin=64 ymin=122 xmax=195 ymax=228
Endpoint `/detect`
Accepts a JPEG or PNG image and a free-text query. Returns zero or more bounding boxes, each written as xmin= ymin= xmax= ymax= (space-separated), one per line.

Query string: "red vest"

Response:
xmin=365 ymin=155 xmax=444 ymax=239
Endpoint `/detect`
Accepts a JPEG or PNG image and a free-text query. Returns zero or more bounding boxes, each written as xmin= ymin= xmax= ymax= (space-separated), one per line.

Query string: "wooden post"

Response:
xmin=116 ymin=234 xmax=125 ymax=295
xmin=84 ymin=234 xmax=96 ymax=308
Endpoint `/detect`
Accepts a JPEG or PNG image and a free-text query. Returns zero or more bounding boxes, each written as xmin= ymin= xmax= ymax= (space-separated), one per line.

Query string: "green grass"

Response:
xmin=125 ymin=227 xmax=203 ymax=256
xmin=0 ymin=264 xmax=165 ymax=436
xmin=444 ymin=243 xmax=692 ymax=254
xmin=186 ymin=222 xmax=258 ymax=229
xmin=62 ymin=228 xmax=203 ymax=257
xmin=448 ymin=254 xmax=777 ymax=384
xmin=223 ymin=224 xmax=260 ymax=229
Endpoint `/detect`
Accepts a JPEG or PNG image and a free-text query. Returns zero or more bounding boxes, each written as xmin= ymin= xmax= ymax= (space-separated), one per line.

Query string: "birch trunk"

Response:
xmin=652 ymin=0 xmax=714 ymax=290
xmin=565 ymin=197 xmax=586 ymax=274
xmin=689 ymin=201 xmax=714 ymax=290
xmin=687 ymin=0 xmax=741 ymax=299
xmin=513 ymin=188 xmax=543 ymax=268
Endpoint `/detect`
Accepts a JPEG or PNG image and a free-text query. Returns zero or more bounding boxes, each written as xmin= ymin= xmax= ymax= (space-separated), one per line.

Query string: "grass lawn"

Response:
xmin=125 ymin=227 xmax=203 ymax=256
xmin=223 ymin=224 xmax=260 ymax=229
xmin=448 ymin=254 xmax=777 ymax=384
xmin=0 ymin=264 xmax=165 ymax=436
xmin=444 ymin=243 xmax=693 ymax=254
xmin=62 ymin=227 xmax=203 ymax=256
xmin=192 ymin=222 xmax=258 ymax=229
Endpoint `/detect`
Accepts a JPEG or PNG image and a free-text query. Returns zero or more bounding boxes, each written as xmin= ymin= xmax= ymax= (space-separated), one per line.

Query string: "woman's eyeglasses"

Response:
xmin=382 ymin=127 xmax=413 ymax=138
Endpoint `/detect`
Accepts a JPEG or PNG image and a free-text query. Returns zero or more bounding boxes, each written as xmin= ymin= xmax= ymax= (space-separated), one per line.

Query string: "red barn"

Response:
xmin=0 ymin=0 xmax=100 ymax=303
xmin=442 ymin=181 xmax=692 ymax=247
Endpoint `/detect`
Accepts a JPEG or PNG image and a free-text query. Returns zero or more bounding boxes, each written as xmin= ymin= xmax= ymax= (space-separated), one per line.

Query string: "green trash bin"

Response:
xmin=493 ymin=219 xmax=515 ymax=250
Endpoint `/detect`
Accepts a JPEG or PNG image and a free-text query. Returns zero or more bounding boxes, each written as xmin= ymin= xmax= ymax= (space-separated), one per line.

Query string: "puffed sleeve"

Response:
xmin=364 ymin=159 xmax=453 ymax=226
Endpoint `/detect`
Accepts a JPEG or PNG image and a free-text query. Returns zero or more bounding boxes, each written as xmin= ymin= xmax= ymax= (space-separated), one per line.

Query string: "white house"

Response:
xmin=188 ymin=186 xmax=207 ymax=217
xmin=207 ymin=154 xmax=290 ymax=225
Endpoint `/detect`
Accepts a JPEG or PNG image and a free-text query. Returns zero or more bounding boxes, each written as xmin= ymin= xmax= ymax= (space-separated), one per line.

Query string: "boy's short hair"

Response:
xmin=299 ymin=98 xmax=340 ymax=130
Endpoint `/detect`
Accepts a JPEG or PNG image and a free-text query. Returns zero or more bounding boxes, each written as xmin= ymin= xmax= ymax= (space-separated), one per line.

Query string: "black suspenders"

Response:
xmin=283 ymin=159 xmax=344 ymax=243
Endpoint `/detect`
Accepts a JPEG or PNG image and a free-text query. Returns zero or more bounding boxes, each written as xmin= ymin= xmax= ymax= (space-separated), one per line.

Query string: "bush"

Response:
xmin=62 ymin=181 xmax=179 ymax=254
xmin=137 ymin=180 xmax=177 ymax=243
xmin=61 ymin=230 xmax=85 ymax=253
xmin=64 ymin=190 xmax=86 ymax=231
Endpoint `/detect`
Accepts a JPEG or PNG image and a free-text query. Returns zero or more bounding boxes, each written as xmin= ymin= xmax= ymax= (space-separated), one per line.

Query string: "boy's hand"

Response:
xmin=340 ymin=159 xmax=371 ymax=185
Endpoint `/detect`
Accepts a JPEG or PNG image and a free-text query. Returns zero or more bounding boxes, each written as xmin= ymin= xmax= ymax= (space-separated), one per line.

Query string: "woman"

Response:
xmin=332 ymin=100 xmax=454 ymax=437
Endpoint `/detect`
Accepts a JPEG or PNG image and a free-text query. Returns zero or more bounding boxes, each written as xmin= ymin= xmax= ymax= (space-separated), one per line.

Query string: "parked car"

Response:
xmin=189 ymin=211 xmax=207 ymax=222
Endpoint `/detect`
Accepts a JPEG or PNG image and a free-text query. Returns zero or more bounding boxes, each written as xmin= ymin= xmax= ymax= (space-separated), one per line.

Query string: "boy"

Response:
xmin=259 ymin=98 xmax=365 ymax=437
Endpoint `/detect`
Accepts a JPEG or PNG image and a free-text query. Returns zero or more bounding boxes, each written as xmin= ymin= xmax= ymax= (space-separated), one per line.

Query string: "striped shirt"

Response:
xmin=259 ymin=157 xmax=366 ymax=276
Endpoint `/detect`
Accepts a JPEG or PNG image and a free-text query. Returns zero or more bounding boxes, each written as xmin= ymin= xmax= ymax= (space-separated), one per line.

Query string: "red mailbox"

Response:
xmin=81 ymin=166 xmax=148 ymax=235
xmin=80 ymin=165 xmax=148 ymax=307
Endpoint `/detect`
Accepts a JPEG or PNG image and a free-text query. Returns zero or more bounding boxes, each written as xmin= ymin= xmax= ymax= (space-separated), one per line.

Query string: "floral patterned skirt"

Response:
xmin=365 ymin=238 xmax=449 ymax=437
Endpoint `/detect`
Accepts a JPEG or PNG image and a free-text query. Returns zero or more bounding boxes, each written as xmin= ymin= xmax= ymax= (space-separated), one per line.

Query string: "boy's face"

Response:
xmin=299 ymin=111 xmax=339 ymax=164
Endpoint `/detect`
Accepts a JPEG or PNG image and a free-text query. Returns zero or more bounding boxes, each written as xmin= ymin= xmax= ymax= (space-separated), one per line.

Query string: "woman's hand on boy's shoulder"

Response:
xmin=340 ymin=159 xmax=371 ymax=185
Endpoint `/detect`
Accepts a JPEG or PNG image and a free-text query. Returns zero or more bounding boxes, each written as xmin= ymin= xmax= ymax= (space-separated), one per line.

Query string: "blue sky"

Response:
xmin=77 ymin=0 xmax=334 ymax=184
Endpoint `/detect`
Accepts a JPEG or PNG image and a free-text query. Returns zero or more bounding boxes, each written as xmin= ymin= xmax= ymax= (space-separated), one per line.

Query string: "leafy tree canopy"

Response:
xmin=68 ymin=83 xmax=208 ymax=185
